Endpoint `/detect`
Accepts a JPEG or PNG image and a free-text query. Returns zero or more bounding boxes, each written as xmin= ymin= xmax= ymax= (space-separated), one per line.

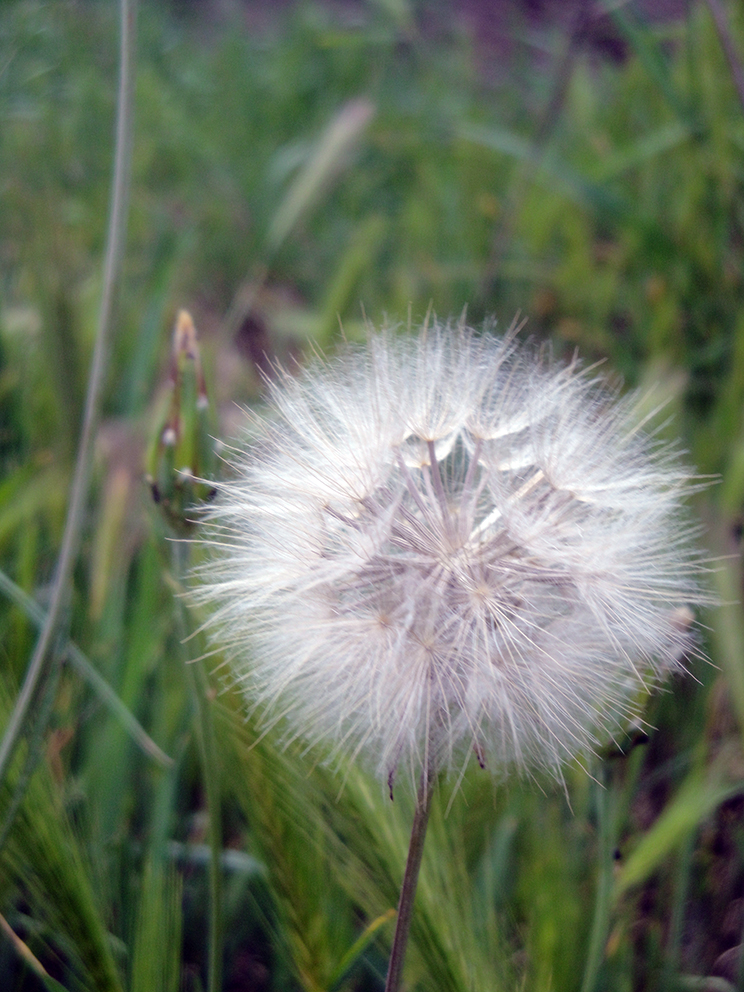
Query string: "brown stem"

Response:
xmin=384 ymin=767 xmax=435 ymax=992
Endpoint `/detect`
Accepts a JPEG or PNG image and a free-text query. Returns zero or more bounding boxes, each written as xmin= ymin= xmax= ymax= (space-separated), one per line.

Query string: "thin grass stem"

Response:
xmin=580 ymin=767 xmax=618 ymax=992
xmin=661 ymin=831 xmax=694 ymax=992
xmin=0 ymin=0 xmax=138 ymax=787
xmin=172 ymin=542 xmax=223 ymax=992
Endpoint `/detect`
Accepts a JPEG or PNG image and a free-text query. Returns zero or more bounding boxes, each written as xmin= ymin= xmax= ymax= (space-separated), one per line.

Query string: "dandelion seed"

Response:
xmin=193 ymin=320 xmax=707 ymax=789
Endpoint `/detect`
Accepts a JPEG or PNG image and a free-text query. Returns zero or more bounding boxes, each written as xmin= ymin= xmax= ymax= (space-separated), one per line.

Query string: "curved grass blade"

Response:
xmin=327 ymin=909 xmax=396 ymax=992
xmin=0 ymin=568 xmax=173 ymax=770
xmin=0 ymin=910 xmax=70 ymax=992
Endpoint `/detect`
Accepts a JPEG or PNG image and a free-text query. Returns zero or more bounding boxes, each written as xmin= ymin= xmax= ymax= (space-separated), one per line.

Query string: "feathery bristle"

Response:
xmin=192 ymin=322 xmax=709 ymax=788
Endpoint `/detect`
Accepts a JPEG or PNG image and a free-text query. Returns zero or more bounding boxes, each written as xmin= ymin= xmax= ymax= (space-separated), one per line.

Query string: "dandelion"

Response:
xmin=193 ymin=317 xmax=707 ymax=992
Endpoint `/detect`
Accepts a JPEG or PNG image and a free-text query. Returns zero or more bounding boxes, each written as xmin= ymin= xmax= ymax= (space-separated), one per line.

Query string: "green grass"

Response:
xmin=2 ymin=0 xmax=744 ymax=989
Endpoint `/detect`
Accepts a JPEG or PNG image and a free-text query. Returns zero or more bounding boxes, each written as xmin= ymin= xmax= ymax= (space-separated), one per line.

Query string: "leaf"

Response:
xmin=614 ymin=767 xmax=743 ymax=898
xmin=267 ymin=98 xmax=375 ymax=254
xmin=130 ymin=862 xmax=182 ymax=992
xmin=327 ymin=909 xmax=395 ymax=991
xmin=0 ymin=910 xmax=71 ymax=992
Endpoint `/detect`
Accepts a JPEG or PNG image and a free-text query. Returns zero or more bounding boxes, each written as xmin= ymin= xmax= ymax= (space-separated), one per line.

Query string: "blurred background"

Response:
xmin=2 ymin=0 xmax=744 ymax=989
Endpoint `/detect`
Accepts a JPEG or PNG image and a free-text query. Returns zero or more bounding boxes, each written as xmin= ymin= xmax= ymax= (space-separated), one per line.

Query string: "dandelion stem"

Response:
xmin=384 ymin=767 xmax=435 ymax=992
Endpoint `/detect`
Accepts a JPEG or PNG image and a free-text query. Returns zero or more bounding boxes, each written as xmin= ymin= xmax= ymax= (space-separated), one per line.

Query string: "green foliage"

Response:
xmin=130 ymin=862 xmax=182 ymax=992
xmin=1 ymin=0 xmax=744 ymax=989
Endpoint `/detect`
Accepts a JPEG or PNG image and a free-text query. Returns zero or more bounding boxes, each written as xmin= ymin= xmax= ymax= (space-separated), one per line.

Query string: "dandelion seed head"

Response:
xmin=194 ymin=322 xmax=708 ymax=788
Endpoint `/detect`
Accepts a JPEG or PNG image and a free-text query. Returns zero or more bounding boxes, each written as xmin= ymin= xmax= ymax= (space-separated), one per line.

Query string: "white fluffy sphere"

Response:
xmin=194 ymin=322 xmax=706 ymax=789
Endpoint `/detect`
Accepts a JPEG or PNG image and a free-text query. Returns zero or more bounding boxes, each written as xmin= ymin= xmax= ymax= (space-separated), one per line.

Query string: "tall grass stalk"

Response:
xmin=580 ymin=769 xmax=620 ymax=992
xmin=0 ymin=0 xmax=138 ymax=788
xmin=173 ymin=541 xmax=223 ymax=992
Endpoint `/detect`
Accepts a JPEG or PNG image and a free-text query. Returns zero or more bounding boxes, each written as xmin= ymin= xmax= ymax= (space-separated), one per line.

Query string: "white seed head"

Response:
xmin=193 ymin=322 xmax=707 ymax=788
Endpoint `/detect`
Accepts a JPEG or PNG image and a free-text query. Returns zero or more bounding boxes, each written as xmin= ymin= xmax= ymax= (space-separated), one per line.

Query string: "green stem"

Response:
xmin=0 ymin=0 xmax=137 ymax=787
xmin=172 ymin=544 xmax=223 ymax=992
xmin=580 ymin=768 xmax=618 ymax=992
xmin=384 ymin=767 xmax=435 ymax=992
xmin=187 ymin=661 xmax=224 ymax=992
xmin=661 ymin=831 xmax=694 ymax=991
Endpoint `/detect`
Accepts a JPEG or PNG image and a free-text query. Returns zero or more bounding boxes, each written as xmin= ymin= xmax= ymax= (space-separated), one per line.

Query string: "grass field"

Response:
xmin=2 ymin=0 xmax=744 ymax=989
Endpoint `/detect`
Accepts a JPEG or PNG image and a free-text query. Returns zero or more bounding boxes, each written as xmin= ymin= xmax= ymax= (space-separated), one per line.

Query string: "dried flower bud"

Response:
xmin=193 ymin=321 xmax=709 ymax=788
xmin=147 ymin=310 xmax=215 ymax=531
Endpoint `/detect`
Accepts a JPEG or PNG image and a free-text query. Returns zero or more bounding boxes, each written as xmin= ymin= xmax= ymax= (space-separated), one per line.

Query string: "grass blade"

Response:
xmin=0 ymin=568 xmax=172 ymax=769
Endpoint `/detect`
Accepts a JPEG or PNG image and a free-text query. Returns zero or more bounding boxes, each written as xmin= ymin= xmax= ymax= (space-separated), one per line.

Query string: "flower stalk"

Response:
xmin=385 ymin=767 xmax=435 ymax=992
